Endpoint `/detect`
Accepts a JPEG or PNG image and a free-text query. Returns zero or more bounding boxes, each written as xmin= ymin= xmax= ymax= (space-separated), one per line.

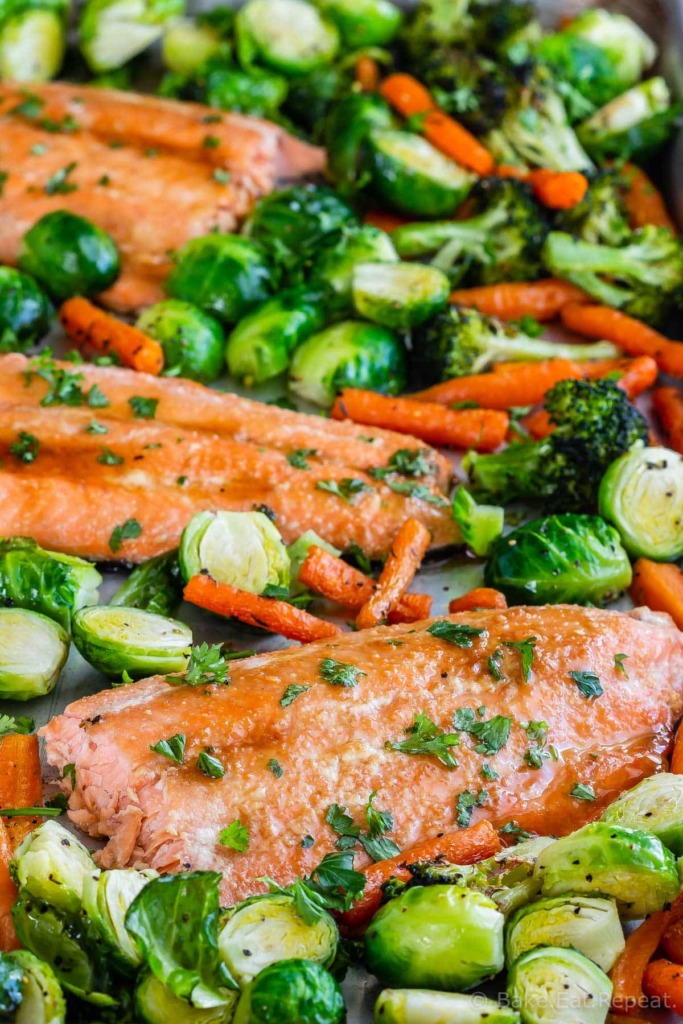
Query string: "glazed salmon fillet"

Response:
xmin=41 ymin=606 xmax=683 ymax=904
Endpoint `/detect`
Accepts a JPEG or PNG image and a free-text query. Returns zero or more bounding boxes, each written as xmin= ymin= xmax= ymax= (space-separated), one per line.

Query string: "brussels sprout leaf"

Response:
xmin=427 ymin=621 xmax=486 ymax=647
xmin=219 ymin=820 xmax=250 ymax=852
xmin=320 ymin=658 xmax=365 ymax=688
xmin=386 ymin=711 xmax=460 ymax=769
xmin=111 ymin=551 xmax=183 ymax=617
xmin=150 ymin=733 xmax=186 ymax=765
xmin=570 ymin=782 xmax=597 ymax=801
xmin=0 ymin=714 xmax=34 ymax=737
xmin=570 ymin=670 xmax=603 ymax=699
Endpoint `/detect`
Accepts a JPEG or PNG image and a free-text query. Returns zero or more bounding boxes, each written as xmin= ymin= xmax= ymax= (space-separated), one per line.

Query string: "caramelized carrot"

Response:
xmin=183 ymin=574 xmax=341 ymax=643
xmin=611 ymin=909 xmax=675 ymax=1016
xmin=663 ymin=918 xmax=683 ymax=964
xmin=528 ymin=169 xmax=589 ymax=209
xmin=0 ymin=821 xmax=18 ymax=952
xmin=496 ymin=164 xmax=529 ymax=180
xmin=630 ymin=559 xmax=683 ymax=632
xmin=450 ymin=279 xmax=589 ymax=321
xmin=356 ymin=55 xmax=380 ymax=92
xmin=448 ymin=588 xmax=507 ymax=613
xmin=621 ymin=164 xmax=678 ymax=234
xmin=0 ymin=734 xmax=43 ymax=847
xmin=562 ymin=303 xmax=683 ymax=378
xmin=363 ymin=210 xmax=409 ymax=233
xmin=379 ymin=72 xmax=435 ymax=117
xmin=411 ymin=359 xmax=587 ymax=409
xmin=422 ymin=109 xmax=495 ymax=176
xmin=331 ymin=389 xmax=509 ymax=450
xmin=643 ymin=960 xmax=683 ymax=1015
xmin=60 ymin=297 xmax=164 ymax=375
xmin=653 ymin=388 xmax=683 ymax=455
xmin=357 ymin=518 xmax=431 ymax=629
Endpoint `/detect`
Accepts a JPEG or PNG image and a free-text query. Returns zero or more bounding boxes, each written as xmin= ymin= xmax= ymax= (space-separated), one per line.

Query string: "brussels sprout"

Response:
xmin=451 ymin=486 xmax=504 ymax=558
xmin=83 ymin=867 xmax=158 ymax=969
xmin=507 ymin=947 xmax=612 ymax=1024
xmin=352 ymin=262 xmax=450 ymax=330
xmin=179 ymin=511 xmax=290 ymax=594
xmin=374 ymin=989 xmax=520 ymax=1024
xmin=12 ymin=821 xmax=95 ymax=915
xmin=315 ymin=226 xmax=398 ymax=308
xmin=598 ymin=445 xmax=683 ymax=560
xmin=286 ymin=531 xmax=340 ymax=595
xmin=534 ymin=821 xmax=680 ymax=919
xmin=167 ymin=235 xmax=273 ymax=325
xmin=289 ymin=320 xmax=407 ymax=407
xmin=232 ymin=959 xmax=345 ymax=1024
xmin=161 ymin=17 xmax=225 ymax=75
xmin=202 ymin=65 xmax=288 ymax=117
xmin=72 ymin=606 xmax=192 ymax=679
xmin=236 ymin=0 xmax=339 ymax=76
xmin=0 ymin=0 xmax=67 ymax=81
xmin=365 ymin=130 xmax=474 ymax=218
xmin=2 ymin=949 xmax=66 ymax=1024
xmin=136 ymin=972 xmax=237 ymax=1024
xmin=601 ymin=774 xmax=683 ymax=856
xmin=505 ymin=895 xmax=624 ymax=972
xmin=365 ymin=886 xmax=504 ymax=992
xmin=80 ymin=0 xmax=184 ymax=72
xmin=219 ymin=894 xmax=338 ymax=985
xmin=226 ymin=284 xmax=329 ymax=386
xmin=111 ymin=551 xmax=183 ymax=618
xmin=324 ymin=92 xmax=394 ymax=197
xmin=0 ymin=608 xmax=69 ymax=701
xmin=0 ymin=267 xmax=53 ymax=352
xmin=319 ymin=0 xmax=401 ymax=47
xmin=578 ymin=78 xmax=681 ymax=161
xmin=483 ymin=514 xmax=632 ymax=606
xmin=136 ymin=300 xmax=226 ymax=383
xmin=19 ymin=211 xmax=121 ymax=302
xmin=565 ymin=9 xmax=657 ymax=95
xmin=0 ymin=536 xmax=102 ymax=631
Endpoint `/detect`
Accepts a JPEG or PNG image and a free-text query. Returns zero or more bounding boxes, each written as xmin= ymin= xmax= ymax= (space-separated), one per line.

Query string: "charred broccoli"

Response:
xmin=555 ymin=169 xmax=630 ymax=246
xmin=400 ymin=0 xmax=533 ymax=61
xmin=416 ymin=47 xmax=518 ymax=136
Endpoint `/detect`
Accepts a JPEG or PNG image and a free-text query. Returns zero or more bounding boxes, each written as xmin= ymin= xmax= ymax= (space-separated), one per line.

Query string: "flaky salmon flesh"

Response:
xmin=41 ymin=606 xmax=683 ymax=905
xmin=0 ymin=82 xmax=324 ymax=312
xmin=0 ymin=354 xmax=458 ymax=559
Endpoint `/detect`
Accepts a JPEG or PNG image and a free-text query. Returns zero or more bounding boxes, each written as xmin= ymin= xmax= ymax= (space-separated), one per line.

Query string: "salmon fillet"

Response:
xmin=41 ymin=606 xmax=683 ymax=904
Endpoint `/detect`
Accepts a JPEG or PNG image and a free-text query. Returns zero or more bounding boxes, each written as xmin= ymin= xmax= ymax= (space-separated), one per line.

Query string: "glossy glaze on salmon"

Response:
xmin=0 ymin=82 xmax=324 ymax=311
xmin=42 ymin=606 xmax=683 ymax=904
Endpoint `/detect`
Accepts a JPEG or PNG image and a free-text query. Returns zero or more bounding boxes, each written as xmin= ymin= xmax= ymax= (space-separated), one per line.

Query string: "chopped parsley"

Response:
xmin=197 ymin=751 xmax=225 ymax=778
xmin=453 ymin=708 xmax=512 ymax=756
xmin=319 ymin=658 xmax=365 ymax=689
xmin=10 ymin=93 xmax=44 ymax=119
xmin=87 ymin=384 xmax=110 ymax=408
xmin=26 ymin=353 xmax=109 ymax=409
xmin=343 ymin=543 xmax=374 ymax=574
xmin=177 ymin=643 xmax=230 ymax=687
xmin=570 ymin=782 xmax=597 ymax=802
xmin=501 ymin=820 xmax=532 ymax=842
xmin=523 ymin=747 xmax=549 ymax=769
xmin=203 ymin=135 xmax=221 ymax=148
xmin=287 ymin=448 xmax=317 ymax=470
xmin=267 ymin=759 xmax=284 ymax=778
xmin=384 ymin=481 xmax=449 ymax=507
xmin=62 ymin=763 xmax=77 ymax=789
xmin=480 ymin=763 xmax=499 ymax=781
xmin=213 ymin=168 xmax=231 ymax=183
xmin=316 ymin=478 xmax=373 ymax=505
xmin=150 ymin=733 xmax=186 ymax=765
xmin=0 ymin=171 xmax=7 ymax=197
xmin=219 ymin=819 xmax=250 ymax=851
xmin=301 ymin=835 xmax=315 ymax=848
xmin=129 ymin=396 xmax=159 ymax=419
xmin=280 ymin=683 xmax=310 ymax=707
xmin=523 ymin=720 xmax=548 ymax=745
xmin=0 ymin=715 xmax=34 ymax=737
xmin=614 ymin=653 xmax=629 ymax=678
xmin=455 ymin=788 xmax=488 ymax=827
xmin=85 ymin=420 xmax=108 ymax=435
xmin=97 ymin=447 xmax=124 ymax=466
xmin=502 ymin=636 xmax=537 ymax=682
xmin=44 ymin=161 xmax=78 ymax=195
xmin=10 ymin=431 xmax=39 ymax=463
xmin=264 ymin=851 xmax=366 ymax=924
xmin=570 ymin=670 xmax=603 ymax=700
xmin=325 ymin=803 xmax=360 ymax=851
xmin=427 ymin=621 xmax=485 ymax=647
xmin=325 ymin=793 xmax=399 ymax=862
xmin=370 ymin=448 xmax=435 ymax=480
xmin=386 ymin=711 xmax=460 ymax=769
xmin=31 ymin=143 xmax=48 ymax=155
xmin=108 ymin=518 xmax=142 ymax=554
xmin=488 ymin=648 xmax=503 ymax=680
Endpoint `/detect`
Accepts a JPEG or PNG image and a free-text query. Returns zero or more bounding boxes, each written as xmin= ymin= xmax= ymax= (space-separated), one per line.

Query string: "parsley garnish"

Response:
xmin=10 ymin=93 xmax=44 ymax=119
xmin=614 ymin=653 xmax=629 ymax=678
xmin=523 ymin=747 xmax=549 ymax=769
xmin=219 ymin=820 xmax=250 ymax=851
xmin=316 ymin=478 xmax=373 ymax=505
xmin=87 ymin=384 xmax=110 ymax=408
xmin=0 ymin=715 xmax=34 ymax=737
xmin=480 ymin=763 xmax=499 ymax=781
xmin=86 ymin=420 xmax=108 ymax=434
xmin=10 ymin=431 xmax=39 ymax=463
xmin=501 ymin=820 xmax=532 ymax=842
xmin=26 ymin=352 xmax=108 ymax=408
xmin=570 ymin=670 xmax=603 ymax=700
xmin=488 ymin=648 xmax=503 ymax=680
xmin=320 ymin=658 xmax=365 ymax=689
xmin=502 ymin=636 xmax=537 ymax=682
xmin=0 ymin=171 xmax=7 ymax=197
xmin=386 ymin=711 xmax=460 ymax=769
xmin=343 ymin=543 xmax=374 ymax=575
xmin=280 ymin=683 xmax=310 ymax=707
xmin=455 ymin=788 xmax=488 ymax=827
xmin=203 ymin=135 xmax=221 ymax=148
xmin=97 ymin=447 xmax=124 ymax=466
xmin=384 ymin=481 xmax=449 ymax=507
xmin=427 ymin=621 xmax=485 ymax=647
xmin=178 ymin=643 xmax=230 ymax=687
xmin=570 ymin=782 xmax=596 ymax=801
xmin=262 ymin=852 xmax=366 ymax=924
xmin=370 ymin=449 xmax=435 ymax=480
xmin=287 ymin=448 xmax=317 ymax=470
xmin=197 ymin=751 xmax=225 ymax=778
xmin=213 ymin=168 xmax=231 ymax=183
xmin=129 ymin=396 xmax=158 ymax=419
xmin=325 ymin=794 xmax=400 ymax=861
xmin=453 ymin=708 xmax=512 ymax=755
xmin=150 ymin=733 xmax=186 ymax=764
xmin=109 ymin=518 xmax=142 ymax=553
xmin=44 ymin=161 xmax=78 ymax=195
xmin=267 ymin=759 xmax=283 ymax=778
xmin=62 ymin=763 xmax=77 ymax=789
xmin=301 ymin=835 xmax=315 ymax=848
xmin=325 ymin=803 xmax=361 ymax=851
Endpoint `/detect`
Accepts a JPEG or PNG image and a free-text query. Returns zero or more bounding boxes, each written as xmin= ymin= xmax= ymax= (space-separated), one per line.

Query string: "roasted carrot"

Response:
xmin=0 ymin=734 xmax=43 ymax=847
xmin=0 ymin=821 xmax=18 ymax=953
xmin=643 ymin=960 xmax=683 ymax=1015
xmin=496 ymin=164 xmax=529 ymax=180
xmin=411 ymin=358 xmax=586 ymax=409
xmin=355 ymin=55 xmax=380 ymax=92
xmin=363 ymin=210 xmax=410 ymax=233
xmin=611 ymin=908 xmax=677 ymax=1016
xmin=450 ymin=279 xmax=589 ymax=321
xmin=331 ymin=389 xmax=509 ymax=450
xmin=562 ymin=303 xmax=683 ymax=378
xmin=621 ymin=163 xmax=678 ymax=234
xmin=357 ymin=518 xmax=431 ymax=629
xmin=630 ymin=559 xmax=683 ymax=632
xmin=339 ymin=820 xmax=501 ymax=934
xmin=379 ymin=72 xmax=435 ymax=117
xmin=653 ymin=388 xmax=683 ymax=455
xmin=422 ymin=109 xmax=495 ymax=176
xmin=183 ymin=573 xmax=342 ymax=643
xmin=448 ymin=588 xmax=507 ymax=613
xmin=663 ymin=919 xmax=683 ymax=964
xmin=528 ymin=169 xmax=589 ymax=209
xmin=59 ymin=297 xmax=164 ymax=375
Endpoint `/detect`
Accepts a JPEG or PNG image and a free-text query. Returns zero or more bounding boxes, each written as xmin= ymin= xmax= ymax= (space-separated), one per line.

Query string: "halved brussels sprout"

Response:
xmin=4 ymin=949 xmax=66 ymax=1024
xmin=80 ymin=0 xmax=183 ymax=71
xmin=352 ymin=262 xmax=450 ymax=330
xmin=167 ymin=235 xmax=273 ymax=325
xmin=0 ymin=608 xmax=69 ymax=701
xmin=374 ymin=989 xmax=520 ymax=1024
xmin=136 ymin=972 xmax=237 ymax=1024
xmin=286 ymin=531 xmax=340 ymax=595
xmin=598 ymin=445 xmax=683 ymax=560
xmin=0 ymin=1 xmax=67 ymax=81
xmin=110 ymin=551 xmax=182 ymax=618
xmin=365 ymin=886 xmax=504 ymax=992
xmin=136 ymin=301 xmax=226 ymax=384
xmin=161 ymin=17 xmax=225 ymax=75
xmin=233 ymin=959 xmax=345 ymax=1024
xmin=601 ymin=773 xmax=683 ymax=856
xmin=219 ymin=894 xmax=338 ymax=986
xmin=315 ymin=227 xmax=398 ymax=308
xmin=366 ymin=130 xmax=474 ymax=218
xmin=12 ymin=821 xmax=95 ymax=915
xmin=534 ymin=821 xmax=680 ymax=919
xmin=578 ymin=77 xmax=681 ymax=162
xmin=0 ymin=536 xmax=101 ymax=631
xmin=179 ymin=511 xmax=290 ymax=594
xmin=451 ymin=485 xmax=504 ymax=558
xmin=201 ymin=65 xmax=288 ymax=117
xmin=72 ymin=606 xmax=192 ymax=679
xmin=319 ymin=0 xmax=402 ymax=47
xmin=0 ymin=268 xmax=53 ymax=352
xmin=507 ymin=947 xmax=612 ymax=1024
xmin=324 ymin=92 xmax=394 ymax=197
xmin=505 ymin=895 xmax=624 ymax=972
xmin=83 ymin=867 xmax=158 ymax=969
xmin=236 ymin=0 xmax=339 ymax=76
xmin=19 ymin=211 xmax=120 ymax=302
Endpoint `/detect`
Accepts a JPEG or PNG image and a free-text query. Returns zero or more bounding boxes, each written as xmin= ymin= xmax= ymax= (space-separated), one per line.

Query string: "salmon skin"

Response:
xmin=41 ymin=606 xmax=683 ymax=905
xmin=0 ymin=82 xmax=324 ymax=312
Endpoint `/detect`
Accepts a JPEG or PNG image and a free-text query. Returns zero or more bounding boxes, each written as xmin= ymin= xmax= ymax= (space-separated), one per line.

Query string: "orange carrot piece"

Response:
xmin=663 ymin=919 xmax=683 ymax=964
xmin=390 ymin=592 xmax=433 ymax=623
xmin=379 ymin=72 xmax=435 ymax=117
xmin=340 ymin=820 xmax=501 ymax=934
xmin=422 ymin=109 xmax=495 ymax=176
xmin=448 ymin=588 xmax=507 ymax=613
xmin=356 ymin=55 xmax=380 ymax=92
xmin=496 ymin=164 xmax=529 ymax=180
xmin=611 ymin=909 xmax=674 ymax=1016
xmin=0 ymin=821 xmax=18 ymax=953
xmin=363 ymin=210 xmax=410 ymax=233
xmin=450 ymin=279 xmax=590 ymax=321
xmin=59 ymin=297 xmax=164 ymax=375
xmin=630 ymin=559 xmax=683 ymax=632
xmin=562 ymin=303 xmax=683 ymax=378
xmin=357 ymin=518 xmax=430 ymax=629
xmin=643 ymin=960 xmax=683 ymax=1016
xmin=528 ymin=169 xmax=589 ymax=209
xmin=653 ymin=387 xmax=683 ymax=455
xmin=183 ymin=574 xmax=341 ymax=643
xmin=0 ymin=734 xmax=43 ymax=848
xmin=621 ymin=163 xmax=678 ymax=234
xmin=331 ymin=389 xmax=509 ymax=450
xmin=411 ymin=358 xmax=587 ymax=409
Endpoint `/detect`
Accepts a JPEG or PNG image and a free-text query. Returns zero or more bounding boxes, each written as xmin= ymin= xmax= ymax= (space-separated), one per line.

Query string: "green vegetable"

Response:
xmin=601 ymin=773 xmax=683 ymax=856
xmin=161 ymin=17 xmax=226 ymax=75
xmin=506 ymin=946 xmax=612 ymax=1024
xmin=286 ymin=531 xmax=340 ymax=595
xmin=0 ymin=0 xmax=67 ymax=81
xmin=12 ymin=821 xmax=95 ymax=914
xmin=534 ymin=821 xmax=680 ymax=919
xmin=218 ymin=894 xmax=338 ymax=985
xmin=400 ymin=0 xmax=535 ymax=61
xmin=236 ymin=0 xmax=339 ymax=76
xmin=72 ymin=605 xmax=192 ymax=679
xmin=373 ymin=989 xmax=520 ymax=1024
xmin=135 ymin=972 xmax=237 ymax=1024
xmin=0 ymin=268 xmax=53 ymax=352
xmin=484 ymin=514 xmax=632 ymax=606
xmin=226 ymin=284 xmax=328 ymax=385
xmin=82 ymin=867 xmax=158 ymax=970
xmin=289 ymin=320 xmax=406 ymax=407
xmin=365 ymin=129 xmax=474 ymax=217
xmin=79 ymin=0 xmax=184 ymax=71
xmin=324 ymin=91 xmax=394 ymax=197
xmin=167 ymin=234 xmax=273 ymax=325
xmin=0 ymin=607 xmax=69 ymax=701
xmin=136 ymin=301 xmax=225 ymax=383
xmin=204 ymin=65 xmax=287 ymax=116
xmin=352 ymin=262 xmax=450 ymax=330
xmin=315 ymin=226 xmax=398 ymax=309
xmin=110 ymin=551 xmax=183 ymax=617
xmin=365 ymin=886 xmax=504 ymax=991
xmin=451 ymin=485 xmax=503 ymax=557
xmin=319 ymin=0 xmax=401 ymax=47
xmin=0 ymin=949 xmax=66 ymax=1024
xmin=578 ymin=78 xmax=680 ymax=162
xmin=232 ymin=959 xmax=345 ymax=1024
xmin=179 ymin=510 xmax=290 ymax=594
xmin=555 ymin=168 xmax=630 ymax=247
xmin=0 ymin=536 xmax=101 ymax=631
xmin=19 ymin=211 xmax=121 ymax=301
xmin=505 ymin=895 xmax=624 ymax=972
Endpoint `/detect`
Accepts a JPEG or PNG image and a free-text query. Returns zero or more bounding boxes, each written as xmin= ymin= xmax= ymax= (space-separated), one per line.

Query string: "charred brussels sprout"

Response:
xmin=79 ymin=0 xmax=184 ymax=72
xmin=83 ymin=867 xmax=158 ymax=969
xmin=72 ymin=606 xmax=192 ymax=679
xmin=578 ymin=78 xmax=681 ymax=162
xmin=233 ymin=959 xmax=345 ymax=1024
xmin=366 ymin=130 xmax=474 ymax=217
xmin=12 ymin=821 xmax=95 ymax=914
xmin=315 ymin=226 xmax=398 ymax=308
xmin=179 ymin=510 xmax=290 ymax=594
xmin=19 ymin=211 xmax=121 ymax=301
xmin=319 ymin=0 xmax=402 ymax=47
xmin=365 ymin=885 xmax=504 ymax=991
xmin=0 ymin=949 xmax=66 ymax=1024
xmin=601 ymin=774 xmax=683 ymax=856
xmin=0 ymin=536 xmax=101 ymax=631
xmin=324 ymin=92 xmax=394 ymax=197
xmin=0 ymin=0 xmax=67 ymax=81
xmin=505 ymin=896 xmax=624 ymax=972
xmin=483 ymin=514 xmax=632 ymax=607
xmin=167 ymin=234 xmax=273 ymax=325
xmin=507 ymin=947 xmax=612 ymax=1024
xmin=161 ymin=16 xmax=227 ymax=76
xmin=289 ymin=320 xmax=407 ymax=407
xmin=236 ymin=0 xmax=339 ymax=76
xmin=0 ymin=608 xmax=69 ymax=701
xmin=136 ymin=300 xmax=225 ymax=383
xmin=352 ymin=262 xmax=450 ymax=329
xmin=201 ymin=65 xmax=288 ymax=117
xmin=136 ymin=972 xmax=237 ymax=1024
xmin=374 ymin=989 xmax=520 ymax=1024
xmin=0 ymin=268 xmax=53 ymax=352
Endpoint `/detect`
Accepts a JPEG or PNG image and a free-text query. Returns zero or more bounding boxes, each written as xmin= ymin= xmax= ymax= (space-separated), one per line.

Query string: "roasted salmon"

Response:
xmin=41 ymin=606 xmax=683 ymax=904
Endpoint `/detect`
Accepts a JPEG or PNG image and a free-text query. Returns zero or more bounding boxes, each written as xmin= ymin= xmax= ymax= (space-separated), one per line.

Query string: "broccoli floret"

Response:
xmin=416 ymin=47 xmax=519 ymax=136
xmin=577 ymin=77 xmax=682 ymax=163
xmin=410 ymin=305 xmax=620 ymax=385
xmin=543 ymin=226 xmax=683 ymax=327
xmin=393 ymin=177 xmax=548 ymax=286
xmin=555 ymin=169 xmax=630 ymax=246
xmin=466 ymin=378 xmax=649 ymax=510
xmin=400 ymin=0 xmax=533 ymax=61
